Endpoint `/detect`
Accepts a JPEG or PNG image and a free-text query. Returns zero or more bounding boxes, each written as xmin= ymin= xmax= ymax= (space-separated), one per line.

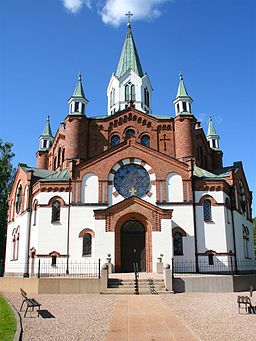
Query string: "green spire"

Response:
xmin=207 ymin=116 xmax=218 ymax=136
xmin=41 ymin=116 xmax=53 ymax=137
xmin=72 ymin=73 xmax=85 ymax=98
xmin=176 ymin=72 xmax=189 ymax=97
xmin=116 ymin=23 xmax=144 ymax=79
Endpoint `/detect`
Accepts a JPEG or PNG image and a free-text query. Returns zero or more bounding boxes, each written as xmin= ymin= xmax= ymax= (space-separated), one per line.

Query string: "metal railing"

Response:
xmin=172 ymin=258 xmax=256 ymax=276
xmin=4 ymin=259 xmax=101 ymax=278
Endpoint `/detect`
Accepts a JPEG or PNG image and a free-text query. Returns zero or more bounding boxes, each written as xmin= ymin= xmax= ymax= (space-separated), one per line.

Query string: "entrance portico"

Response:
xmin=94 ymin=196 xmax=173 ymax=273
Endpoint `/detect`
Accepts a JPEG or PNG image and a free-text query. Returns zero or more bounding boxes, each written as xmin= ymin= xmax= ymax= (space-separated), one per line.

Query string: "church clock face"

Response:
xmin=114 ymin=164 xmax=150 ymax=198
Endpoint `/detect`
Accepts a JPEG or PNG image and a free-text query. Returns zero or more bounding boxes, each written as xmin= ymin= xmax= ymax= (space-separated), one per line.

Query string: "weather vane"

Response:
xmin=125 ymin=11 xmax=133 ymax=25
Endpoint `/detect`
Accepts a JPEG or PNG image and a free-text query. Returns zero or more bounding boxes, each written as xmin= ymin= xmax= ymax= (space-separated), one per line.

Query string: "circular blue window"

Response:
xmin=114 ymin=164 xmax=150 ymax=198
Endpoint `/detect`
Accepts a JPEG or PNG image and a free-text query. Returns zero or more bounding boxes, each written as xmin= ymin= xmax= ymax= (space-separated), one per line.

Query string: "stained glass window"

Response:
xmin=52 ymin=201 xmax=60 ymax=222
xmin=114 ymin=164 xmax=150 ymax=198
xmin=173 ymin=233 xmax=183 ymax=255
xmin=111 ymin=135 xmax=120 ymax=147
xmin=141 ymin=135 xmax=150 ymax=147
xmin=16 ymin=185 xmax=22 ymax=214
xmin=203 ymin=200 xmax=212 ymax=221
xmin=125 ymin=129 xmax=135 ymax=137
xmin=83 ymin=233 xmax=92 ymax=256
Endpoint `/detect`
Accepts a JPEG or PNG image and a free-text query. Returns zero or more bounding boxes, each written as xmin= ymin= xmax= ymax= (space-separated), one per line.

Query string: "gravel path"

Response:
xmin=162 ymin=292 xmax=256 ymax=341
xmin=5 ymin=293 xmax=116 ymax=341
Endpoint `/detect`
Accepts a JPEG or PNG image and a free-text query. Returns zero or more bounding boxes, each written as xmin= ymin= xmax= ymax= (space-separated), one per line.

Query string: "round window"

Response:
xmin=114 ymin=164 xmax=150 ymax=198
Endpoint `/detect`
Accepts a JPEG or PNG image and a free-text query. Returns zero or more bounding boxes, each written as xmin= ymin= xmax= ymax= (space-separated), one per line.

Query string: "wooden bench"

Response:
xmin=20 ymin=288 xmax=41 ymax=317
xmin=237 ymin=295 xmax=255 ymax=314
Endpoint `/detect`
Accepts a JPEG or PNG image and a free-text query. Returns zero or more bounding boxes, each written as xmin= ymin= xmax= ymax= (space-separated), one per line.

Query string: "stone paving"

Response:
xmin=105 ymin=295 xmax=198 ymax=340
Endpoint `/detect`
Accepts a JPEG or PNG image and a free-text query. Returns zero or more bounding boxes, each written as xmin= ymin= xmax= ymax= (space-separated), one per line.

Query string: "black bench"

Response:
xmin=20 ymin=288 xmax=41 ymax=317
xmin=237 ymin=295 xmax=256 ymax=314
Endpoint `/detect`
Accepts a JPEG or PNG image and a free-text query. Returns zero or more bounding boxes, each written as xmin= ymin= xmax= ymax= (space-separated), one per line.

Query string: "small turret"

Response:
xmin=36 ymin=116 xmax=54 ymax=169
xmin=39 ymin=115 xmax=54 ymax=151
xmin=173 ymin=73 xmax=193 ymax=116
xmin=68 ymin=74 xmax=88 ymax=115
xmin=207 ymin=116 xmax=220 ymax=150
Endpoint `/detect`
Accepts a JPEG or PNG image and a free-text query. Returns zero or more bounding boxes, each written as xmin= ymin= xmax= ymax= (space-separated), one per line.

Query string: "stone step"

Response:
xmin=101 ymin=288 xmax=172 ymax=295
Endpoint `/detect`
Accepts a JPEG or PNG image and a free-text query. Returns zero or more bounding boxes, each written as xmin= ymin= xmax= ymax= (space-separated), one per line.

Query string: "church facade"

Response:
xmin=5 ymin=23 xmax=254 ymax=276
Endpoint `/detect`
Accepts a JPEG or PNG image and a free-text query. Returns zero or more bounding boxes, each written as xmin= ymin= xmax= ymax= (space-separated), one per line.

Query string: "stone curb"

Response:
xmin=1 ymin=292 xmax=22 ymax=341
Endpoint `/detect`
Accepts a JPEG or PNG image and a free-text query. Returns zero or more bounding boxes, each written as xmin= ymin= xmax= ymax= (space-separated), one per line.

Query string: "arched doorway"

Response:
xmin=121 ymin=220 xmax=146 ymax=272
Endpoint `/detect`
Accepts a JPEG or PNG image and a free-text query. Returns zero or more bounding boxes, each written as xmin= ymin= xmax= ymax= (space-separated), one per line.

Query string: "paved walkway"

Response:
xmin=105 ymin=295 xmax=198 ymax=341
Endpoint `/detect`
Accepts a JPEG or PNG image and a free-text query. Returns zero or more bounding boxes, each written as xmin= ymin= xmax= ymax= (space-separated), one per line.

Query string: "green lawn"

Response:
xmin=0 ymin=294 xmax=17 ymax=341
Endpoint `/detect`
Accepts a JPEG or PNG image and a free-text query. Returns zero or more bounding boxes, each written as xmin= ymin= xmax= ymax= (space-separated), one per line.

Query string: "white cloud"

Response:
xmin=61 ymin=0 xmax=92 ymax=14
xmin=100 ymin=0 xmax=170 ymax=27
xmin=61 ymin=0 xmax=170 ymax=26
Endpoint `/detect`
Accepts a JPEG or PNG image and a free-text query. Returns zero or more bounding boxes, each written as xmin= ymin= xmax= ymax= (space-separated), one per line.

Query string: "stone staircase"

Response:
xmin=102 ymin=277 xmax=169 ymax=295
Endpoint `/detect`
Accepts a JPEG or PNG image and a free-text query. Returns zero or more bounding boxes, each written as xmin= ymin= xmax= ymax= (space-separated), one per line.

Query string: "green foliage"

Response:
xmin=0 ymin=295 xmax=17 ymax=341
xmin=253 ymin=217 xmax=256 ymax=254
xmin=0 ymin=139 xmax=15 ymax=262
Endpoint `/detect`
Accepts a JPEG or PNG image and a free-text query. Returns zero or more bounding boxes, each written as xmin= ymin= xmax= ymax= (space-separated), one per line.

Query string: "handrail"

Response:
xmin=133 ymin=261 xmax=139 ymax=294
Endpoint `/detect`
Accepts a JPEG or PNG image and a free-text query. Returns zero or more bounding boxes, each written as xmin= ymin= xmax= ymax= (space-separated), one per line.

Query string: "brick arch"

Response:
xmin=114 ymin=212 xmax=152 ymax=273
xmin=199 ymin=194 xmax=217 ymax=206
xmin=48 ymin=196 xmax=66 ymax=207
xmin=172 ymin=226 xmax=187 ymax=237
xmin=123 ymin=126 xmax=137 ymax=137
xmin=78 ymin=228 xmax=95 ymax=238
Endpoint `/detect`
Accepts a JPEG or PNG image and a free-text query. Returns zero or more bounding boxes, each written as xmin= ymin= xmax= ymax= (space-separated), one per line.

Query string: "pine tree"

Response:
xmin=0 ymin=139 xmax=15 ymax=267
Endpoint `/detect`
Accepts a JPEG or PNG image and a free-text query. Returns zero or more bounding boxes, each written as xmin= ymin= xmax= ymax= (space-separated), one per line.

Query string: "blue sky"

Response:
xmin=0 ymin=0 xmax=255 ymax=213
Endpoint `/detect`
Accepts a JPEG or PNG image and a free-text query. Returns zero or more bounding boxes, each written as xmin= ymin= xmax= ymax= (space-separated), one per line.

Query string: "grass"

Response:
xmin=0 ymin=294 xmax=17 ymax=341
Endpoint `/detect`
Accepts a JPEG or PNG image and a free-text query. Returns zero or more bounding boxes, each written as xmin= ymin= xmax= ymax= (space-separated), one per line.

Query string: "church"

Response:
xmin=5 ymin=21 xmax=254 ymax=277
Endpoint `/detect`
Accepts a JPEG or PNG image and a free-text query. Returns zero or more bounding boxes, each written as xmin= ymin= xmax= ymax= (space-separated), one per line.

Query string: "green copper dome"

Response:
xmin=116 ymin=23 xmax=144 ymax=79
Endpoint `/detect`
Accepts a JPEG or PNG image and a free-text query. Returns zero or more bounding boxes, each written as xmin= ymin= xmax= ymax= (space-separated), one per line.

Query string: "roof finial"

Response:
xmin=125 ymin=11 xmax=133 ymax=27
xmin=179 ymin=71 xmax=183 ymax=80
xmin=47 ymin=115 xmax=50 ymax=121
xmin=78 ymin=72 xmax=82 ymax=81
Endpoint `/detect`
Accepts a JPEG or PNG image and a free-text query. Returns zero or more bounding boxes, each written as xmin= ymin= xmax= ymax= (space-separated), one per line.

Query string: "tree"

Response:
xmin=0 ymin=139 xmax=15 ymax=263
xmin=253 ymin=217 xmax=256 ymax=254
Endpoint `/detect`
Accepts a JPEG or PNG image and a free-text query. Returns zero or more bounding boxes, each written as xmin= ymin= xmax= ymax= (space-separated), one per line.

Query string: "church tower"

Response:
xmin=107 ymin=18 xmax=153 ymax=115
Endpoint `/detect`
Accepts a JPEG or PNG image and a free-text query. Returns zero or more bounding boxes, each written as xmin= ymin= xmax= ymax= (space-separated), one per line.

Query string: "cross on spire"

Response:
xmin=125 ymin=11 xmax=133 ymax=25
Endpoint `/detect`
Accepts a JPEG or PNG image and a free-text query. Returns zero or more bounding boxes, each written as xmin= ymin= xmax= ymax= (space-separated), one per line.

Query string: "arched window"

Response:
xmin=203 ymin=200 xmax=212 ymax=222
xmin=33 ymin=200 xmax=38 ymax=226
xmin=239 ymin=181 xmax=246 ymax=213
xmin=16 ymin=184 xmax=22 ymax=214
xmin=53 ymin=157 xmax=57 ymax=170
xmin=125 ymin=85 xmax=129 ymax=101
xmin=12 ymin=228 xmax=19 ymax=260
xmin=141 ymin=135 xmax=150 ymax=147
xmin=62 ymin=148 xmax=65 ymax=163
xmin=83 ymin=233 xmax=92 ymax=256
xmin=173 ymin=233 xmax=183 ymax=256
xmin=144 ymin=88 xmax=149 ymax=107
xmin=131 ymin=84 xmax=135 ymax=101
xmin=125 ymin=129 xmax=135 ymax=137
xmin=110 ymin=135 xmax=120 ymax=147
xmin=57 ymin=147 xmax=61 ymax=167
xmin=243 ymin=225 xmax=250 ymax=258
xmin=51 ymin=201 xmax=61 ymax=222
